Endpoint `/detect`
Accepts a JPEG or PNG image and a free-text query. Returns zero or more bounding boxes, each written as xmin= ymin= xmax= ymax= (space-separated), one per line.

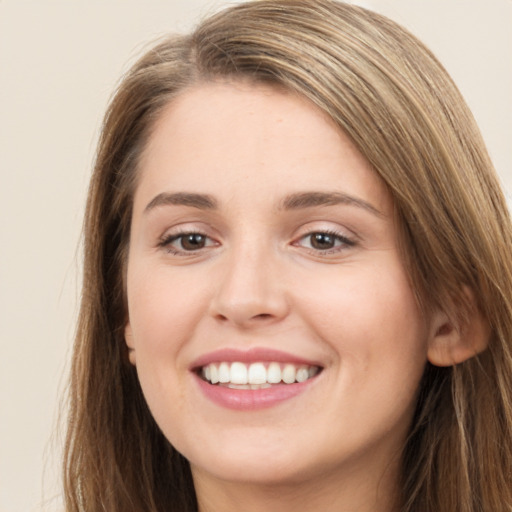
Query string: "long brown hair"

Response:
xmin=64 ymin=1 xmax=512 ymax=510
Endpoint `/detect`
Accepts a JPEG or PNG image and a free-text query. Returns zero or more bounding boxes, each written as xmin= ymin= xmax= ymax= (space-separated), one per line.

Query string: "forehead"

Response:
xmin=134 ymin=81 xmax=391 ymax=215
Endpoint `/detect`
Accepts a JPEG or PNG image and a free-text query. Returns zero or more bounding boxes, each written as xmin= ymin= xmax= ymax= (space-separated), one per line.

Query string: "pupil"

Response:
xmin=311 ymin=233 xmax=334 ymax=250
xmin=182 ymin=234 xmax=205 ymax=250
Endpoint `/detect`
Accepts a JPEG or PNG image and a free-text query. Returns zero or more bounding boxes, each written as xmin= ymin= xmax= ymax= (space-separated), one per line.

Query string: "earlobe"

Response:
xmin=124 ymin=323 xmax=137 ymax=366
xmin=427 ymin=292 xmax=490 ymax=367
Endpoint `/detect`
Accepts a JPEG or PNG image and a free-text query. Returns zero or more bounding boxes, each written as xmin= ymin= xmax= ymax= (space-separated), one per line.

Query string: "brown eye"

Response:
xmin=309 ymin=233 xmax=336 ymax=250
xmin=180 ymin=233 xmax=207 ymax=251
xmin=160 ymin=231 xmax=216 ymax=255
xmin=294 ymin=230 xmax=355 ymax=254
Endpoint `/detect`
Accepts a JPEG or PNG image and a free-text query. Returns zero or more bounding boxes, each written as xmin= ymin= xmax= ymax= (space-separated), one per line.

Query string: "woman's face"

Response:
xmin=125 ymin=82 xmax=432 ymax=489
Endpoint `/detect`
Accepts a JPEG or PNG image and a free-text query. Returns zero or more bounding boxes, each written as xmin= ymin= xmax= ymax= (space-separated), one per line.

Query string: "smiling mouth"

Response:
xmin=199 ymin=361 xmax=321 ymax=389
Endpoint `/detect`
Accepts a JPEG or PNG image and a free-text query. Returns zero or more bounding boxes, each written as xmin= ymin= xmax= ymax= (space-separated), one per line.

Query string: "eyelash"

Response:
xmin=158 ymin=229 xmax=356 ymax=256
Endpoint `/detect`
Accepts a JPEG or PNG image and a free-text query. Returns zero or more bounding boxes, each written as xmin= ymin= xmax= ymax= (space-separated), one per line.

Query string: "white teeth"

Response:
xmin=230 ymin=362 xmax=248 ymax=384
xmin=267 ymin=362 xmax=282 ymax=383
xmin=224 ymin=383 xmax=272 ymax=390
xmin=210 ymin=364 xmax=219 ymax=384
xmin=227 ymin=383 xmax=250 ymax=389
xmin=282 ymin=364 xmax=296 ymax=384
xmin=201 ymin=361 xmax=320 ymax=386
xmin=251 ymin=383 xmax=271 ymax=389
xmin=296 ymin=367 xmax=309 ymax=383
xmin=248 ymin=362 xmax=267 ymax=384
xmin=218 ymin=362 xmax=230 ymax=383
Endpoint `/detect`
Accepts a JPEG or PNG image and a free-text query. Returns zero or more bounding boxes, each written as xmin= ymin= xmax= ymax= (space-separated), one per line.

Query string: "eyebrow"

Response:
xmin=144 ymin=192 xmax=218 ymax=212
xmin=144 ymin=190 xmax=383 ymax=217
xmin=279 ymin=191 xmax=383 ymax=217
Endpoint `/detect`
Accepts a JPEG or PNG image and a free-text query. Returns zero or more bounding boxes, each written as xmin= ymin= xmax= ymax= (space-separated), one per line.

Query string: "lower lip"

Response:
xmin=194 ymin=374 xmax=316 ymax=410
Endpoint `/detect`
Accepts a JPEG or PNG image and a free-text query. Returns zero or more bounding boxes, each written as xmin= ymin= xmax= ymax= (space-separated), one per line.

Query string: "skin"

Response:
xmin=124 ymin=81 xmax=445 ymax=512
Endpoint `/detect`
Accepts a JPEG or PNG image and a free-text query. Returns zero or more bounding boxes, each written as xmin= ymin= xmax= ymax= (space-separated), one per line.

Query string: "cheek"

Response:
xmin=296 ymin=260 xmax=428 ymax=375
xmin=297 ymin=263 xmax=428 ymax=440
xmin=127 ymin=265 xmax=209 ymax=355
xmin=125 ymin=267 xmax=208 ymax=428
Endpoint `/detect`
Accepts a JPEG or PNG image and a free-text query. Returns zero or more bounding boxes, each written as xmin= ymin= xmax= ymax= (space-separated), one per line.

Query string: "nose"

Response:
xmin=209 ymin=242 xmax=289 ymax=328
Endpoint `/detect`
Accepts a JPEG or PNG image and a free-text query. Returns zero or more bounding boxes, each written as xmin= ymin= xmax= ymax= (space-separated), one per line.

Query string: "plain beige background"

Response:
xmin=1 ymin=1 xmax=510 ymax=511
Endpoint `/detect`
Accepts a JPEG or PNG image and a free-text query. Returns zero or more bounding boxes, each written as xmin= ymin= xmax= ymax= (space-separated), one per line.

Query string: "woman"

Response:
xmin=64 ymin=1 xmax=512 ymax=511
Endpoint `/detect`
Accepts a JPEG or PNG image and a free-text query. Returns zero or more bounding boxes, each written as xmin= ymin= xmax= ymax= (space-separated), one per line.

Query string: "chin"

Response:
xmin=185 ymin=433 xmax=334 ymax=488
xmin=191 ymin=456 xmax=316 ymax=487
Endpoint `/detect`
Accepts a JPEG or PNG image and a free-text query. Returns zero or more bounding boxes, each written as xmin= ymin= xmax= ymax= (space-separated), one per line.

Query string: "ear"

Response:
xmin=427 ymin=289 xmax=490 ymax=367
xmin=124 ymin=322 xmax=137 ymax=366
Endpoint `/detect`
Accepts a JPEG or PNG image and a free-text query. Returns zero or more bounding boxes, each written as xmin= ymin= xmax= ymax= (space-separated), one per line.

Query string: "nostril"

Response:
xmin=254 ymin=313 xmax=273 ymax=320
xmin=214 ymin=311 xmax=274 ymax=324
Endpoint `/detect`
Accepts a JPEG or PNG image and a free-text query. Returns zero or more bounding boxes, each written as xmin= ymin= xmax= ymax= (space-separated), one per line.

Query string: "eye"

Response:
xmin=295 ymin=231 xmax=355 ymax=253
xmin=159 ymin=231 xmax=217 ymax=254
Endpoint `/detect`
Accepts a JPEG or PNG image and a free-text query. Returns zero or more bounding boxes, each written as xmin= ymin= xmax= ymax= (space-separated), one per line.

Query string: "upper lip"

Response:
xmin=190 ymin=347 xmax=323 ymax=370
